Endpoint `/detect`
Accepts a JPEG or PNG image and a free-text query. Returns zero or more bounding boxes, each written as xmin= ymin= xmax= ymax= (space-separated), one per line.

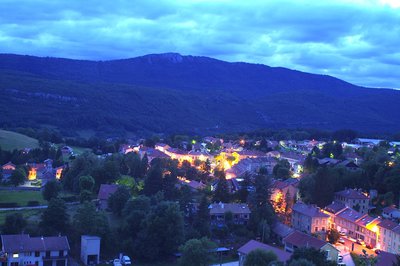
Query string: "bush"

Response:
xmin=0 ymin=202 xmax=19 ymax=208
xmin=60 ymin=195 xmax=78 ymax=202
xmin=27 ymin=200 xmax=40 ymax=206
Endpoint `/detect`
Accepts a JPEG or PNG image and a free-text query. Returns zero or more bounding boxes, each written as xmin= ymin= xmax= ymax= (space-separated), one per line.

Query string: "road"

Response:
xmin=335 ymin=236 xmax=376 ymax=256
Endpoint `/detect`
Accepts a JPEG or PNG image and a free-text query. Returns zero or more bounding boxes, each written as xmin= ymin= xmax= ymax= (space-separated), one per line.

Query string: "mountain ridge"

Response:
xmin=0 ymin=52 xmax=399 ymax=136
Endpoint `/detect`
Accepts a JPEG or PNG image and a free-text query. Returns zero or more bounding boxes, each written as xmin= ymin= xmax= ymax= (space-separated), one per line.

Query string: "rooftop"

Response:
xmin=238 ymin=240 xmax=291 ymax=262
xmin=283 ymin=231 xmax=328 ymax=250
xmin=324 ymin=201 xmax=346 ymax=214
xmin=292 ymin=202 xmax=329 ymax=218
xmin=335 ymin=188 xmax=369 ymax=200
xmin=1 ymin=234 xmax=70 ymax=253
xmin=97 ymin=184 xmax=119 ymax=200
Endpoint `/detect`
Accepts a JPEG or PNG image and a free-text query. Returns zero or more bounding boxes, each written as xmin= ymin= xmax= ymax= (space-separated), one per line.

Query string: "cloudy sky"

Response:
xmin=0 ymin=0 xmax=399 ymax=88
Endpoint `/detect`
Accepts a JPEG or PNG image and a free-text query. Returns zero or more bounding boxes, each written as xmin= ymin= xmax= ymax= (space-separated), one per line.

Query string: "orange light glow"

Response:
xmin=28 ymin=168 xmax=37 ymax=181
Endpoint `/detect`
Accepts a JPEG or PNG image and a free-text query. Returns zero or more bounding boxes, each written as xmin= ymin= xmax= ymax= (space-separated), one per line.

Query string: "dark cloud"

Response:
xmin=0 ymin=0 xmax=399 ymax=88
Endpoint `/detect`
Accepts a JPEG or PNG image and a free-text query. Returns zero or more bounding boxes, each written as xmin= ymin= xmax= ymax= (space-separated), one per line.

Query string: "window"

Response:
xmin=12 ymin=254 xmax=19 ymax=258
xmin=35 ymin=252 xmax=40 ymax=257
xmin=45 ymin=251 xmax=50 ymax=258
xmin=59 ymin=251 xmax=64 ymax=257
xmin=315 ymin=227 xmax=318 ymax=232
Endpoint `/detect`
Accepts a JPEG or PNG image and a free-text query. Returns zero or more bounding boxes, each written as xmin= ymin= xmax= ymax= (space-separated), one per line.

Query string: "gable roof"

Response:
xmin=97 ymin=184 xmax=119 ymax=200
xmin=335 ymin=188 xmax=369 ymax=200
xmin=2 ymin=162 xmax=16 ymax=169
xmin=324 ymin=201 xmax=347 ymax=214
xmin=1 ymin=234 xmax=70 ymax=252
xmin=238 ymin=240 xmax=291 ymax=262
xmin=336 ymin=208 xmax=365 ymax=222
xmin=283 ymin=231 xmax=326 ymax=250
xmin=272 ymin=222 xmax=295 ymax=238
xmin=378 ymin=219 xmax=400 ymax=231
xmin=292 ymin=202 xmax=329 ymax=218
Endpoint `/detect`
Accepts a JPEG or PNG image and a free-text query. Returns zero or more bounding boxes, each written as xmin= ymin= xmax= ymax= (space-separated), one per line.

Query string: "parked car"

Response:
xmin=356 ymin=239 xmax=366 ymax=246
xmin=339 ymin=231 xmax=346 ymax=236
xmin=338 ymin=238 xmax=345 ymax=244
xmin=338 ymin=255 xmax=343 ymax=263
xmin=366 ymin=244 xmax=373 ymax=249
xmin=375 ymin=249 xmax=381 ymax=254
xmin=121 ymin=256 xmax=131 ymax=265
xmin=113 ymin=259 xmax=122 ymax=266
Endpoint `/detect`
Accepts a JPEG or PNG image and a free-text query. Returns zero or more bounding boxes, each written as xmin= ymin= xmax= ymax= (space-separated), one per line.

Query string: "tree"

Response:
xmin=80 ymin=189 xmax=92 ymax=203
xmin=143 ymin=162 xmax=163 ymax=196
xmin=10 ymin=167 xmax=26 ymax=186
xmin=135 ymin=201 xmax=185 ymax=260
xmin=42 ymin=180 xmax=61 ymax=201
xmin=273 ymin=159 xmax=291 ymax=179
xmin=288 ymin=259 xmax=316 ymax=266
xmin=313 ymin=167 xmax=335 ymax=207
xmin=79 ymin=175 xmax=95 ymax=192
xmin=140 ymin=153 xmax=149 ymax=177
xmin=213 ymin=173 xmax=230 ymax=203
xmin=193 ymin=195 xmax=211 ymax=237
xmin=178 ymin=237 xmax=217 ymax=266
xmin=73 ymin=202 xmax=109 ymax=236
xmin=244 ymin=249 xmax=277 ymax=266
xmin=2 ymin=213 xmax=27 ymax=234
xmin=108 ymin=186 xmax=130 ymax=216
xmin=288 ymin=247 xmax=335 ymax=266
xmin=40 ymin=198 xmax=69 ymax=235
xmin=327 ymin=228 xmax=340 ymax=244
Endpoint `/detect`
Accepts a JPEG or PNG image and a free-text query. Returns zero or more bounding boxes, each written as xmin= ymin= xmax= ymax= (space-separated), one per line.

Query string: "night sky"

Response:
xmin=0 ymin=0 xmax=399 ymax=88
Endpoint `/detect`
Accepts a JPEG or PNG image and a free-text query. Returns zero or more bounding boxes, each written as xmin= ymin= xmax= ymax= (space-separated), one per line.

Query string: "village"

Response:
xmin=1 ymin=134 xmax=400 ymax=266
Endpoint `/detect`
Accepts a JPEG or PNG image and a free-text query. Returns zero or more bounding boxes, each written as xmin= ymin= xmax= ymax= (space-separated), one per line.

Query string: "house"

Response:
xmin=270 ymin=178 xmax=299 ymax=204
xmin=209 ymin=202 xmax=251 ymax=226
xmin=81 ymin=235 xmax=101 ymax=265
xmin=236 ymin=150 xmax=266 ymax=160
xmin=291 ymin=202 xmax=329 ymax=235
xmin=355 ymin=138 xmax=384 ymax=147
xmin=334 ymin=207 xmax=365 ymax=239
xmin=334 ymin=188 xmax=370 ymax=214
xmin=377 ymin=219 xmax=400 ymax=254
xmin=272 ymin=221 xmax=295 ymax=244
xmin=336 ymin=160 xmax=360 ymax=171
xmin=138 ymin=147 xmax=170 ymax=162
xmin=323 ymin=201 xmax=347 ymax=229
xmin=1 ymin=162 xmax=15 ymax=179
xmin=382 ymin=206 xmax=400 ymax=220
xmin=177 ymin=176 xmax=205 ymax=191
xmin=1 ymin=234 xmax=69 ymax=266
xmin=154 ymin=143 xmax=171 ymax=153
xmin=61 ymin=146 xmax=73 ymax=155
xmin=97 ymin=184 xmax=119 ymax=210
xmin=237 ymin=240 xmax=291 ymax=266
xmin=283 ymin=231 xmax=339 ymax=262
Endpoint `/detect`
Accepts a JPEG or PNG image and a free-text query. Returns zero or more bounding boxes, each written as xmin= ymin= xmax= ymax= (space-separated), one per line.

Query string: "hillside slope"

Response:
xmin=0 ymin=53 xmax=399 ymax=135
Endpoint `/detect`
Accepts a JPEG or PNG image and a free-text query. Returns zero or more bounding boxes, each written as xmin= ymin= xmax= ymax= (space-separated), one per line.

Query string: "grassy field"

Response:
xmin=0 ymin=129 xmax=40 ymax=151
xmin=0 ymin=190 xmax=46 ymax=206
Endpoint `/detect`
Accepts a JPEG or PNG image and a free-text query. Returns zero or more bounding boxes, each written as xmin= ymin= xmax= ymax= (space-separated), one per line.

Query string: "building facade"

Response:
xmin=1 ymin=234 xmax=69 ymax=266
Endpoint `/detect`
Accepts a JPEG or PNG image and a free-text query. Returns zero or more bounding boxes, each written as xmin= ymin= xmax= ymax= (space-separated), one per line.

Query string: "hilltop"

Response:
xmin=0 ymin=53 xmax=399 ymax=136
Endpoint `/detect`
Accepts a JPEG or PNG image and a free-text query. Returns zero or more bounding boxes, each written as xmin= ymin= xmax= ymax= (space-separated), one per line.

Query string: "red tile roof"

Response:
xmin=283 ymin=231 xmax=327 ymax=250
xmin=238 ymin=240 xmax=291 ymax=262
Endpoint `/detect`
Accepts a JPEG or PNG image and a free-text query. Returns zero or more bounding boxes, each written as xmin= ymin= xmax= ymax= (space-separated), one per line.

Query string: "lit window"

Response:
xmin=13 ymin=253 xmax=19 ymax=258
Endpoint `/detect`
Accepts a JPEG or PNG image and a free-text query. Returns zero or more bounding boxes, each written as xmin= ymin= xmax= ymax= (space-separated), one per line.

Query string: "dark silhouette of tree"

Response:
xmin=143 ymin=161 xmax=163 ymax=196
xmin=244 ymin=249 xmax=277 ymax=266
xmin=42 ymin=180 xmax=61 ymax=201
xmin=2 ymin=213 xmax=27 ymax=234
xmin=108 ymin=186 xmax=130 ymax=216
xmin=40 ymin=198 xmax=69 ymax=235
